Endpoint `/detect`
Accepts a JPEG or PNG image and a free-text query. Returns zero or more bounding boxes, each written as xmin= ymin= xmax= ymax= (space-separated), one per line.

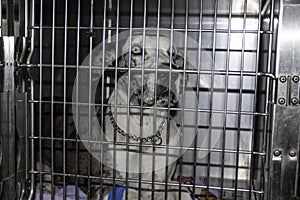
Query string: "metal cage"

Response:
xmin=0 ymin=0 xmax=299 ymax=199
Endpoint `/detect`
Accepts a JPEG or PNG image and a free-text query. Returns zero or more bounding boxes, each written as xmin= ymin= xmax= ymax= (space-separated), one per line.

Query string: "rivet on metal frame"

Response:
xmin=289 ymin=150 xmax=296 ymax=157
xmin=292 ymin=76 xmax=299 ymax=83
xmin=291 ymin=97 xmax=299 ymax=105
xmin=278 ymin=98 xmax=286 ymax=105
xmin=279 ymin=76 xmax=287 ymax=83
xmin=274 ymin=149 xmax=282 ymax=156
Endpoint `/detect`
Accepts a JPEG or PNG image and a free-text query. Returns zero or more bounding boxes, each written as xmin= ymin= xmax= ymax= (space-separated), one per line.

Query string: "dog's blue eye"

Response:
xmin=132 ymin=46 xmax=142 ymax=55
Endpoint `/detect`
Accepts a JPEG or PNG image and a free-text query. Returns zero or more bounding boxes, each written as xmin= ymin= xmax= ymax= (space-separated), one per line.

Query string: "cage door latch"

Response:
xmin=276 ymin=75 xmax=300 ymax=106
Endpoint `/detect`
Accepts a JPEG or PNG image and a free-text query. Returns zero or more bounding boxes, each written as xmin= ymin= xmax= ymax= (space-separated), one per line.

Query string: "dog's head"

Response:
xmin=111 ymin=31 xmax=184 ymax=108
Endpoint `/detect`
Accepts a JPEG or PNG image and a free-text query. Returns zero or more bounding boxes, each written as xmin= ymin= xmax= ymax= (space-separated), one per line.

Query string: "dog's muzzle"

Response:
xmin=131 ymin=84 xmax=178 ymax=107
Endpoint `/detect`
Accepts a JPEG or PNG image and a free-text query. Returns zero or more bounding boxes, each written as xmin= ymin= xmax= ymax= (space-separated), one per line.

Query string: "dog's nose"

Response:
xmin=144 ymin=96 xmax=155 ymax=105
xmin=139 ymin=95 xmax=155 ymax=106
xmin=137 ymin=84 xmax=154 ymax=106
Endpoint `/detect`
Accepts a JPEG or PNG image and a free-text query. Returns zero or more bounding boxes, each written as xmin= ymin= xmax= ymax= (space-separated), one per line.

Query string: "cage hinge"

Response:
xmin=276 ymin=75 xmax=300 ymax=106
xmin=15 ymin=37 xmax=34 ymax=66
xmin=14 ymin=37 xmax=34 ymax=92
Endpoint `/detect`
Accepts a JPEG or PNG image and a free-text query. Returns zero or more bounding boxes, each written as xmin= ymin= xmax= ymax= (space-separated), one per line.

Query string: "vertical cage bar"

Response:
xmin=38 ymin=0 xmax=43 ymax=198
xmin=50 ymin=0 xmax=56 ymax=198
xmin=234 ymin=0 xmax=248 ymax=198
xmin=248 ymin=0 xmax=262 ymax=199
xmin=111 ymin=0 xmax=120 ymax=199
xmin=138 ymin=0 xmax=147 ymax=198
xmin=262 ymin=0 xmax=277 ymax=199
xmin=191 ymin=0 xmax=203 ymax=199
xmin=220 ymin=0 xmax=233 ymax=199
xmin=124 ymin=0 xmax=134 ymax=199
xmin=27 ymin=3 xmax=36 ymax=198
xmin=29 ymin=79 xmax=35 ymax=200
xmin=62 ymin=0 xmax=68 ymax=198
xmin=26 ymin=0 xmax=35 ymax=64
xmin=87 ymin=0 xmax=95 ymax=198
xmin=151 ymin=0 xmax=161 ymax=198
xmin=205 ymin=0 xmax=219 ymax=198
xmin=75 ymin=0 xmax=81 ymax=199
xmin=178 ymin=0 xmax=189 ymax=199
xmin=100 ymin=0 xmax=107 ymax=199
xmin=17 ymin=0 xmax=29 ymax=64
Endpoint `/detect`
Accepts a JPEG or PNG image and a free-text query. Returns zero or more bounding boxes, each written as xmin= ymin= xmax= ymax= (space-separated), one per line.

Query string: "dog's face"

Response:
xmin=114 ymin=32 xmax=184 ymax=108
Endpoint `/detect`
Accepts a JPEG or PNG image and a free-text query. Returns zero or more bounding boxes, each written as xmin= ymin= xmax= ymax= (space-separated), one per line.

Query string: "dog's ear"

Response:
xmin=107 ymin=53 xmax=129 ymax=78
xmin=83 ymin=42 xmax=118 ymax=68
xmin=108 ymin=52 xmax=128 ymax=68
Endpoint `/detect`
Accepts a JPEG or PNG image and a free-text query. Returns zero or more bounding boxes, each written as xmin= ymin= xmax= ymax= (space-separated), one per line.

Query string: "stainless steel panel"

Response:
xmin=0 ymin=92 xmax=17 ymax=200
xmin=0 ymin=35 xmax=17 ymax=199
xmin=270 ymin=1 xmax=300 ymax=199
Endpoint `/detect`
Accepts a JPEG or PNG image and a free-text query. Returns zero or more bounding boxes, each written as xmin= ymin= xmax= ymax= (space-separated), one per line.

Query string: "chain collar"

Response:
xmin=107 ymin=107 xmax=165 ymax=145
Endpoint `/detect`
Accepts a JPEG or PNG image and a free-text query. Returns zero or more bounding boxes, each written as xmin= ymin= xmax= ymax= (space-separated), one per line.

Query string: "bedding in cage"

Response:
xmin=20 ymin=0 xmax=274 ymax=199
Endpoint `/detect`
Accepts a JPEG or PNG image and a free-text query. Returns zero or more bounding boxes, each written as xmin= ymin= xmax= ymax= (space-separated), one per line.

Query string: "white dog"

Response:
xmin=95 ymin=31 xmax=192 ymax=200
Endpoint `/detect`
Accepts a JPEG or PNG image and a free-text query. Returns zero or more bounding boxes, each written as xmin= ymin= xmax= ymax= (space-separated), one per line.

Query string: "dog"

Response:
xmin=91 ymin=31 xmax=192 ymax=199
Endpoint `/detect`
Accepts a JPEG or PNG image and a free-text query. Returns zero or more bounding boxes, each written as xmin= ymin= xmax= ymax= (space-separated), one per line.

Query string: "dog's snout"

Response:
xmin=142 ymin=96 xmax=155 ymax=106
xmin=135 ymin=84 xmax=176 ymax=107
xmin=140 ymin=84 xmax=155 ymax=106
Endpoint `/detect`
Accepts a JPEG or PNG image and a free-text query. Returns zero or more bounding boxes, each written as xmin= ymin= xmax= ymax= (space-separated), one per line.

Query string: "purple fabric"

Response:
xmin=35 ymin=185 xmax=87 ymax=200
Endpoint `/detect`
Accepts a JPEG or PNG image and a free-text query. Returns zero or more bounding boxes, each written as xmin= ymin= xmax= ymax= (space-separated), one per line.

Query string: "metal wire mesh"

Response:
xmin=25 ymin=0 xmax=277 ymax=199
